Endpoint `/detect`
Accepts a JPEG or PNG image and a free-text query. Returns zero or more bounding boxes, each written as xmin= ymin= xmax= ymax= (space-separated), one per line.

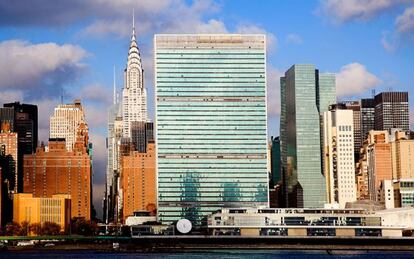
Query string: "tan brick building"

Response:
xmin=366 ymin=131 xmax=393 ymax=201
xmin=23 ymin=123 xmax=91 ymax=220
xmin=13 ymin=193 xmax=71 ymax=233
xmin=121 ymin=142 xmax=156 ymax=222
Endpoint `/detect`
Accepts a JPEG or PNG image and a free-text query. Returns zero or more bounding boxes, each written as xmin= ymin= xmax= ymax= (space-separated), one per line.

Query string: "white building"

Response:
xmin=105 ymin=69 xmax=124 ymax=223
xmin=50 ymin=99 xmax=86 ymax=151
xmin=323 ymin=106 xmax=356 ymax=208
xmin=122 ymin=16 xmax=148 ymax=138
xmin=208 ymin=207 xmax=414 ymax=237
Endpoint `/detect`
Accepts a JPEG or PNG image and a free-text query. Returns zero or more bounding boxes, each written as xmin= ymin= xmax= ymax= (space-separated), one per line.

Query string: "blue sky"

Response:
xmin=1 ymin=0 xmax=413 ymax=217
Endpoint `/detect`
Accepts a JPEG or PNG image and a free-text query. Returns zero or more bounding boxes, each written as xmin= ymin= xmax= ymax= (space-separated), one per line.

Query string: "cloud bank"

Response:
xmin=336 ymin=62 xmax=382 ymax=97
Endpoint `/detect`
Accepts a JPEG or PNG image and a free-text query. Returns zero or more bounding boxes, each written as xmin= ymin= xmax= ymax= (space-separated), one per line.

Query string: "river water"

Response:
xmin=1 ymin=250 xmax=414 ymax=258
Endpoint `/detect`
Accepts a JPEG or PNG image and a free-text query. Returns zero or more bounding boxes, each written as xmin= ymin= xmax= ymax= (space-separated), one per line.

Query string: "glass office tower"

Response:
xmin=280 ymin=64 xmax=336 ymax=208
xmin=154 ymin=35 xmax=268 ymax=226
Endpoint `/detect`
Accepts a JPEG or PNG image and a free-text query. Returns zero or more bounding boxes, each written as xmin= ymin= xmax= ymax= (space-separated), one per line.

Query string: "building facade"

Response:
xmin=323 ymin=107 xmax=356 ymax=208
xmin=374 ymin=92 xmax=409 ymax=132
xmin=2 ymin=103 xmax=38 ymax=193
xmin=0 ymin=123 xmax=18 ymax=194
xmin=393 ymin=136 xmax=414 ymax=179
xmin=155 ymin=34 xmax=269 ymax=225
xmin=366 ymin=131 xmax=393 ymax=201
xmin=50 ymin=100 xmax=86 ymax=151
xmin=105 ymin=72 xmax=123 ymax=224
xmin=121 ymin=142 xmax=156 ymax=222
xmin=208 ymin=207 xmax=414 ymax=237
xmin=361 ymin=98 xmax=375 ymax=144
xmin=122 ymin=20 xmax=148 ymax=138
xmin=13 ymin=193 xmax=71 ymax=233
xmin=281 ymin=64 xmax=336 ymax=208
xmin=23 ymin=125 xmax=91 ymax=220
xmin=338 ymin=101 xmax=361 ymax=161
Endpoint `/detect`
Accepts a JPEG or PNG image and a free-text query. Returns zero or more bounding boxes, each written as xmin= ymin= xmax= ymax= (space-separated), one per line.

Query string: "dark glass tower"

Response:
xmin=0 ymin=108 xmax=14 ymax=130
xmin=361 ymin=98 xmax=375 ymax=144
xmin=131 ymin=121 xmax=154 ymax=153
xmin=374 ymin=92 xmax=409 ymax=132
xmin=3 ymin=102 xmax=38 ymax=192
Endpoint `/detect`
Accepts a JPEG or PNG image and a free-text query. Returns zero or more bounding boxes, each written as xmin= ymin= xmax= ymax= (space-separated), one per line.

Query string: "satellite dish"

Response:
xmin=176 ymin=219 xmax=192 ymax=234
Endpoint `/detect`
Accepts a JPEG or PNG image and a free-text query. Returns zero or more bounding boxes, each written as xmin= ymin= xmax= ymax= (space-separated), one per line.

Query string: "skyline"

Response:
xmin=1 ymin=0 xmax=414 ymax=218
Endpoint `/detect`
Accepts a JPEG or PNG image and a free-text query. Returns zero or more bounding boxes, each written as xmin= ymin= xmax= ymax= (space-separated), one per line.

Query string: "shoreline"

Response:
xmin=2 ymin=236 xmax=414 ymax=253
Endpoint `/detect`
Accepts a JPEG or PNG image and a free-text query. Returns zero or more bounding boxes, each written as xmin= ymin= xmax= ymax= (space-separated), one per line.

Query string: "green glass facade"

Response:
xmin=281 ymin=64 xmax=335 ymax=208
xmin=154 ymin=35 xmax=269 ymax=226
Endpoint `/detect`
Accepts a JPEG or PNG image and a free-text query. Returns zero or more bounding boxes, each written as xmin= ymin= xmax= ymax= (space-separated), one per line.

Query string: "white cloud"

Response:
xmin=286 ymin=33 xmax=303 ymax=44
xmin=236 ymin=24 xmax=278 ymax=53
xmin=318 ymin=0 xmax=412 ymax=22
xmin=80 ymin=0 xmax=224 ymax=37
xmin=0 ymin=90 xmax=24 ymax=105
xmin=0 ymin=40 xmax=88 ymax=98
xmin=396 ymin=6 xmax=414 ymax=32
xmin=79 ymin=84 xmax=112 ymax=104
xmin=336 ymin=62 xmax=382 ymax=97
xmin=267 ymin=66 xmax=284 ymax=116
xmin=381 ymin=31 xmax=398 ymax=52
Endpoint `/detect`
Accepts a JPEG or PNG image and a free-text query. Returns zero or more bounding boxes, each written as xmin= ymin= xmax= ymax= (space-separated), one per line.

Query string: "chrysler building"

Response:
xmin=122 ymin=13 xmax=148 ymax=138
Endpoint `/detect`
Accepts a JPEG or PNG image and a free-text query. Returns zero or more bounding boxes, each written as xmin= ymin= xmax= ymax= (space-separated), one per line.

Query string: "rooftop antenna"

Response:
xmin=113 ymin=66 xmax=116 ymax=105
xmin=60 ymin=88 xmax=64 ymax=104
xmin=132 ymin=8 xmax=135 ymax=37
xmin=372 ymin=89 xmax=376 ymax=99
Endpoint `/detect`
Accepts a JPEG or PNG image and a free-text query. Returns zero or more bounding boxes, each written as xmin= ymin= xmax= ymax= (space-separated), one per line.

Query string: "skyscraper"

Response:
xmin=121 ymin=142 xmax=156 ymax=222
xmin=0 ymin=123 xmax=18 ymax=193
xmin=323 ymin=106 xmax=356 ymax=208
xmin=0 ymin=107 xmax=14 ymax=131
xmin=131 ymin=121 xmax=154 ymax=153
xmin=3 ymin=102 xmax=38 ymax=153
xmin=361 ymin=98 xmax=375 ymax=143
xmin=105 ymin=69 xmax=123 ymax=224
xmin=50 ymin=99 xmax=86 ymax=151
xmin=122 ymin=15 xmax=148 ymax=138
xmin=2 ymin=102 xmax=38 ymax=193
xmin=374 ymin=92 xmax=409 ymax=132
xmin=338 ymin=101 xmax=362 ymax=161
xmin=366 ymin=131 xmax=393 ymax=201
xmin=280 ymin=64 xmax=336 ymax=208
xmin=0 ymin=122 xmax=17 ymax=225
xmin=155 ymin=34 xmax=268 ymax=226
xmin=24 ymin=123 xmax=92 ymax=220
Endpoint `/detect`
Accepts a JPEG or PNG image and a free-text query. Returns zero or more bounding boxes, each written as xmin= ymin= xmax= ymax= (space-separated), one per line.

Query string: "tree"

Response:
xmin=30 ymin=223 xmax=42 ymax=236
xmin=5 ymin=222 xmax=22 ymax=236
xmin=20 ymin=221 xmax=30 ymax=236
xmin=71 ymin=218 xmax=98 ymax=236
xmin=41 ymin=222 xmax=61 ymax=235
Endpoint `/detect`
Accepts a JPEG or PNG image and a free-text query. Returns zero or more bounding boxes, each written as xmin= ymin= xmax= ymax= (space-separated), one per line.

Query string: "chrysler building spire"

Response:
xmin=133 ymin=8 xmax=135 ymax=33
xmin=122 ymin=9 xmax=148 ymax=138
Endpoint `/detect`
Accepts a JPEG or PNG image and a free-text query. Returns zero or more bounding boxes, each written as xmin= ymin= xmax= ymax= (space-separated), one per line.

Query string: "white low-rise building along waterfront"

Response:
xmin=208 ymin=207 xmax=414 ymax=237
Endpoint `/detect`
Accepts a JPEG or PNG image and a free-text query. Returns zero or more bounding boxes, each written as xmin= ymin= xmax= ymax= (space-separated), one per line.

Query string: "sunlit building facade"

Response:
xmin=121 ymin=142 xmax=156 ymax=222
xmin=50 ymin=99 xmax=86 ymax=151
xmin=24 ymin=124 xmax=92 ymax=220
xmin=13 ymin=193 xmax=71 ymax=233
xmin=155 ymin=34 xmax=269 ymax=225
xmin=281 ymin=64 xmax=336 ymax=208
xmin=323 ymin=106 xmax=356 ymax=208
